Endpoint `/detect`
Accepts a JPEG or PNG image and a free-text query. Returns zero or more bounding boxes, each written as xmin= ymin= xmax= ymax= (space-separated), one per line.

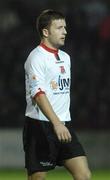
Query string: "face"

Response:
xmin=43 ymin=19 xmax=67 ymax=49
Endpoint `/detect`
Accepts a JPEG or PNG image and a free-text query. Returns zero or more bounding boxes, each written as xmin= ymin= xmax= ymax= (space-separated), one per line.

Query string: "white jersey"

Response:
xmin=24 ymin=43 xmax=71 ymax=122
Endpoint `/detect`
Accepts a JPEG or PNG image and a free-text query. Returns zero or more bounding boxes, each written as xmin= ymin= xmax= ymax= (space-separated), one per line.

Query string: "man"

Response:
xmin=23 ymin=9 xmax=91 ymax=180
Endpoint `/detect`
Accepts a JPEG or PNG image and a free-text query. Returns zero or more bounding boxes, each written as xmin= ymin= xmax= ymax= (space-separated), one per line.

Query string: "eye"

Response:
xmin=57 ymin=26 xmax=67 ymax=30
xmin=57 ymin=26 xmax=63 ymax=29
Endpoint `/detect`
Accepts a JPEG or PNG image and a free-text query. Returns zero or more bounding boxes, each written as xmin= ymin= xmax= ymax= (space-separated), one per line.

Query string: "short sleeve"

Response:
xmin=25 ymin=54 xmax=46 ymax=98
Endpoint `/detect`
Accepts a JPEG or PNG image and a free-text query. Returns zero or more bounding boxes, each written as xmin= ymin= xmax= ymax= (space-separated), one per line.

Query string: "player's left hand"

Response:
xmin=53 ymin=122 xmax=72 ymax=143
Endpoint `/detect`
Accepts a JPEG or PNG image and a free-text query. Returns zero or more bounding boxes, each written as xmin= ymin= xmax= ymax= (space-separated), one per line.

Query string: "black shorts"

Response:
xmin=23 ymin=117 xmax=86 ymax=175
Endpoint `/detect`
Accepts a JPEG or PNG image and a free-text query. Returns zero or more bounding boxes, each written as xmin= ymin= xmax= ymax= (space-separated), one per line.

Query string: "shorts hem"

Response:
xmin=26 ymin=166 xmax=55 ymax=176
xmin=58 ymin=153 xmax=86 ymax=166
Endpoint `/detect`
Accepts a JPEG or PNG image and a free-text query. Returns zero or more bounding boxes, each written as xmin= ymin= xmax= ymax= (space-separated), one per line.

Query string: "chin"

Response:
xmin=59 ymin=42 xmax=65 ymax=47
xmin=55 ymin=42 xmax=65 ymax=48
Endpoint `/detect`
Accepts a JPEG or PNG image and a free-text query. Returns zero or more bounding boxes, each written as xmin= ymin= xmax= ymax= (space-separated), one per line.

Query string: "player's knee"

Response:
xmin=31 ymin=172 xmax=46 ymax=180
xmin=83 ymin=169 xmax=91 ymax=180
xmin=74 ymin=169 xmax=91 ymax=180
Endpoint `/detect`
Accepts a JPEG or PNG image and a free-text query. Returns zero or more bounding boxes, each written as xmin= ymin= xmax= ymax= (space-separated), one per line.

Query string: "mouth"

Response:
xmin=61 ymin=37 xmax=65 ymax=41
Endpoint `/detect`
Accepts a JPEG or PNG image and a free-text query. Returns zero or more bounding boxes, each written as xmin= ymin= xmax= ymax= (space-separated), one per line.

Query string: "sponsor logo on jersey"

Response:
xmin=50 ymin=80 xmax=58 ymax=90
xmin=50 ymin=75 xmax=70 ymax=92
xmin=58 ymin=75 xmax=70 ymax=91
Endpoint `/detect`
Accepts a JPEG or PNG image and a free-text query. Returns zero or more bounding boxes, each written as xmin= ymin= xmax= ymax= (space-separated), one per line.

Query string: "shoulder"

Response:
xmin=28 ymin=46 xmax=45 ymax=61
xmin=59 ymin=49 xmax=71 ymax=64
xmin=59 ymin=49 xmax=70 ymax=59
xmin=24 ymin=46 xmax=46 ymax=68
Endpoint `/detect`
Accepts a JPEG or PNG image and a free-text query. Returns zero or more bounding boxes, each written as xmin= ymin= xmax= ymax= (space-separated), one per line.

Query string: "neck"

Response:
xmin=40 ymin=42 xmax=58 ymax=54
xmin=41 ymin=40 xmax=58 ymax=50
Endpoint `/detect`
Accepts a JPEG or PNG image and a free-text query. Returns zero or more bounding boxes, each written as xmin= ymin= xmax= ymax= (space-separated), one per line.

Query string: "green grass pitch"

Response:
xmin=0 ymin=168 xmax=110 ymax=180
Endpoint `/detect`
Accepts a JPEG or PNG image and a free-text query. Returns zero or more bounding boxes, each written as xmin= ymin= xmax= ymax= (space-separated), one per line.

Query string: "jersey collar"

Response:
xmin=40 ymin=43 xmax=58 ymax=55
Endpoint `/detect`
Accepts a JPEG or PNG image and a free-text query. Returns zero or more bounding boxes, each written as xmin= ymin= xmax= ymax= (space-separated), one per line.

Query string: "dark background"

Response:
xmin=0 ymin=0 xmax=110 ymax=129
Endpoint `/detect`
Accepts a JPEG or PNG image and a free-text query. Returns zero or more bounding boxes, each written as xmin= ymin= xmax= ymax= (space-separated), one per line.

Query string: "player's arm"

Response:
xmin=34 ymin=93 xmax=72 ymax=142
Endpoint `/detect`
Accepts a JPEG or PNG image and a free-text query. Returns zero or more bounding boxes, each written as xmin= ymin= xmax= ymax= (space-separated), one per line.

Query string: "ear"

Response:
xmin=42 ymin=28 xmax=49 ymax=38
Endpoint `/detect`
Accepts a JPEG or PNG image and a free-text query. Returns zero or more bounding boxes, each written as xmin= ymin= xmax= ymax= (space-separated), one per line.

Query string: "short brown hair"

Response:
xmin=36 ymin=9 xmax=65 ymax=38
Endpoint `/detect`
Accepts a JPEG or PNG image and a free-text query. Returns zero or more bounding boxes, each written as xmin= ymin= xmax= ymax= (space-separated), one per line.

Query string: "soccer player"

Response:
xmin=23 ymin=9 xmax=91 ymax=180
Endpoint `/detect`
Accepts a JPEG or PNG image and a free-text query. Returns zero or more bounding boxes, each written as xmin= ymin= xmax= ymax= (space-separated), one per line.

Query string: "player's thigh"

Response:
xmin=64 ymin=156 xmax=91 ymax=176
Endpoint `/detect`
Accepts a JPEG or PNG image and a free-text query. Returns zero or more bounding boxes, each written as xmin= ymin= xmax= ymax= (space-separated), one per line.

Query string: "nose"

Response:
xmin=64 ymin=28 xmax=67 ymax=35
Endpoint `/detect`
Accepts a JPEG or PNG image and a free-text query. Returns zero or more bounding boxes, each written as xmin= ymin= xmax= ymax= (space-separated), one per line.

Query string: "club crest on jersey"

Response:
xmin=60 ymin=66 xmax=66 ymax=74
